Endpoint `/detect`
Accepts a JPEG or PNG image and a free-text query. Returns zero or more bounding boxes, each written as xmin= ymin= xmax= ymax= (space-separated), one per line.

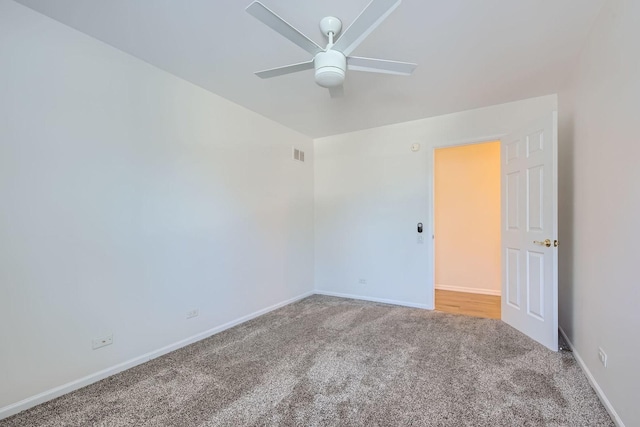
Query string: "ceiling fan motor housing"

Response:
xmin=314 ymin=50 xmax=346 ymax=88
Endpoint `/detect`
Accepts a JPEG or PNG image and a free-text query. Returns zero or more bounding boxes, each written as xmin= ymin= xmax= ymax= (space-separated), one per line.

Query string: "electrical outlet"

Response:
xmin=186 ymin=309 xmax=199 ymax=319
xmin=358 ymin=279 xmax=367 ymax=285
xmin=92 ymin=334 xmax=113 ymax=350
xmin=598 ymin=347 xmax=607 ymax=367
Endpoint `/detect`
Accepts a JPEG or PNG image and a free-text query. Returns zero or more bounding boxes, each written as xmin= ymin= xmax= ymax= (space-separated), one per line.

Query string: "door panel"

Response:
xmin=527 ymin=166 xmax=544 ymax=231
xmin=501 ymin=112 xmax=558 ymax=351
xmin=527 ymin=250 xmax=544 ymax=320
xmin=506 ymin=173 xmax=520 ymax=230
xmin=506 ymin=248 xmax=520 ymax=308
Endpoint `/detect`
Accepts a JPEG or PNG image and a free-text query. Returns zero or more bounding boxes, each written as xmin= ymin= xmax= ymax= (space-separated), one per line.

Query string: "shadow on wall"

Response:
xmin=558 ymin=95 xmax=575 ymax=336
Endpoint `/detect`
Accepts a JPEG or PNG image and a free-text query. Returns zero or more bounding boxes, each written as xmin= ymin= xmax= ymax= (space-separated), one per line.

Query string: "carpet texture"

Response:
xmin=2 ymin=295 xmax=612 ymax=426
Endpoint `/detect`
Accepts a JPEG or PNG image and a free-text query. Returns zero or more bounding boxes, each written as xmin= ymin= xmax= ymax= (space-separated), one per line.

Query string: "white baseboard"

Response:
xmin=0 ymin=290 xmax=315 ymax=421
xmin=558 ymin=327 xmax=625 ymax=427
xmin=314 ymin=290 xmax=431 ymax=310
xmin=435 ymin=284 xmax=501 ymax=296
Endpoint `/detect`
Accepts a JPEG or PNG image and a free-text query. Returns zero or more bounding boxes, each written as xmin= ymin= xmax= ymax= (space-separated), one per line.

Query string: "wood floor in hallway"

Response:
xmin=435 ymin=289 xmax=501 ymax=319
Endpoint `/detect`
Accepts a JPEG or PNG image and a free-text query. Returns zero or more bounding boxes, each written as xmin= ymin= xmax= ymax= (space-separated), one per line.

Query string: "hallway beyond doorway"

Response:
xmin=435 ymin=289 xmax=500 ymax=319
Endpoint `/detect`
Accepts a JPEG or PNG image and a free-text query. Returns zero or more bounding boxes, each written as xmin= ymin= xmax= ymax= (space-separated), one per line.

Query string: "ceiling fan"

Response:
xmin=246 ymin=0 xmax=417 ymax=98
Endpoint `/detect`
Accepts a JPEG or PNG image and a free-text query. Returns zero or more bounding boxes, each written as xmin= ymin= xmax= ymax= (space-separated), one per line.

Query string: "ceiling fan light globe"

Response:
xmin=315 ymin=68 xmax=345 ymax=88
xmin=314 ymin=50 xmax=346 ymax=88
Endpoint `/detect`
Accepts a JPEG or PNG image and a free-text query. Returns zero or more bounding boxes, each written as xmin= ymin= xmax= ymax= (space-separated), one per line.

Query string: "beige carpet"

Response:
xmin=2 ymin=295 xmax=612 ymax=426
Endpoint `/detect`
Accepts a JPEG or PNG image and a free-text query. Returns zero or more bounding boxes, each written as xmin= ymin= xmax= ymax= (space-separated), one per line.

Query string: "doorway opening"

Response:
xmin=433 ymin=140 xmax=501 ymax=319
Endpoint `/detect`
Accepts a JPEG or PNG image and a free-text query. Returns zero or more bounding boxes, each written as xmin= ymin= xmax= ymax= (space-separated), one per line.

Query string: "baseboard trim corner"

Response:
xmin=435 ymin=284 xmax=501 ymax=296
xmin=0 ymin=290 xmax=314 ymax=421
xmin=314 ymin=290 xmax=431 ymax=310
xmin=558 ymin=327 xmax=625 ymax=427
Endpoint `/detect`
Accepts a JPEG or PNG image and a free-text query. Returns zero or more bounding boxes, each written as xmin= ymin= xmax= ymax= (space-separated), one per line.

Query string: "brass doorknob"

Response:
xmin=534 ymin=239 xmax=552 ymax=247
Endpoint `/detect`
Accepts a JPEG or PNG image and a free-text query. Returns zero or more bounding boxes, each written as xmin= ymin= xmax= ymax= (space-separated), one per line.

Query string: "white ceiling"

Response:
xmin=15 ymin=0 xmax=605 ymax=138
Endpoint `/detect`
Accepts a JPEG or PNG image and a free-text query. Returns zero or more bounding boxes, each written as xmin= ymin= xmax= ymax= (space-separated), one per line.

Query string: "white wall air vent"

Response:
xmin=292 ymin=147 xmax=305 ymax=162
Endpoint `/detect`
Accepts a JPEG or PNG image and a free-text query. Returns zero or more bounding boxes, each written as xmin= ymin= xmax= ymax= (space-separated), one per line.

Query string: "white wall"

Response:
xmin=0 ymin=0 xmax=313 ymax=414
xmin=558 ymin=0 xmax=640 ymax=425
xmin=314 ymin=95 xmax=557 ymax=309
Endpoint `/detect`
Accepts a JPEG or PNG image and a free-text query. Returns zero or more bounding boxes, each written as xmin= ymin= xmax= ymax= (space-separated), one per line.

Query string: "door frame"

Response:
xmin=428 ymin=114 xmax=559 ymax=351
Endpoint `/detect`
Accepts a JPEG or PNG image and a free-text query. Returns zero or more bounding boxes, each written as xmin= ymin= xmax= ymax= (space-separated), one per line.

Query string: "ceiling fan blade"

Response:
xmin=246 ymin=1 xmax=323 ymax=56
xmin=347 ymin=56 xmax=417 ymax=75
xmin=255 ymin=60 xmax=315 ymax=79
xmin=332 ymin=0 xmax=401 ymax=57
xmin=329 ymin=85 xmax=344 ymax=98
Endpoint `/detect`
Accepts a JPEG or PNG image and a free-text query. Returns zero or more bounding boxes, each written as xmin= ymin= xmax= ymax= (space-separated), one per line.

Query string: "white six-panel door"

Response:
xmin=501 ymin=113 xmax=558 ymax=351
